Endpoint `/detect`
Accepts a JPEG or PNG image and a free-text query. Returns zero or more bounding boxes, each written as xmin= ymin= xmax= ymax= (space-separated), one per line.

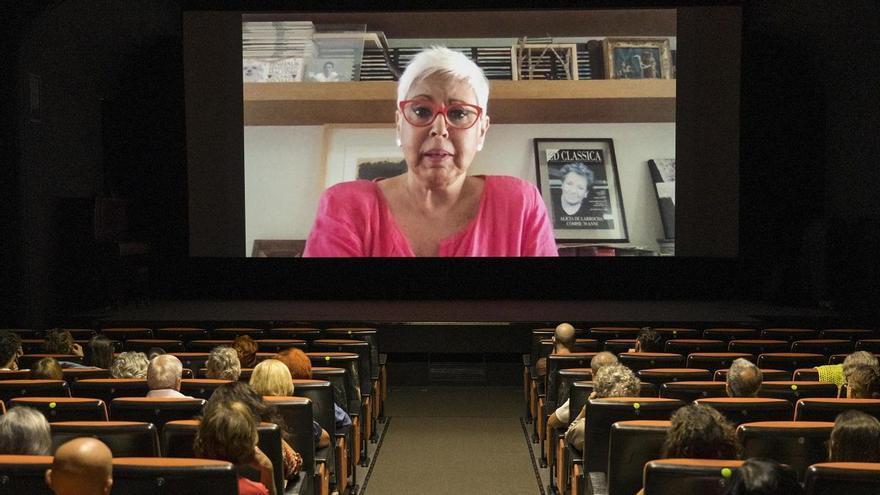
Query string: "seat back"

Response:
xmin=124 ymin=339 xmax=186 ymax=353
xmin=0 ymin=455 xmax=53 ymax=494
xmin=791 ymin=339 xmax=853 ymax=356
xmin=727 ymin=339 xmax=789 ymax=355
xmin=556 ymin=368 xmax=592 ymax=406
xmin=761 ymin=328 xmax=818 ymax=342
xmin=311 ymin=340 xmax=371 ymax=398
xmin=589 ymin=327 xmax=641 ymax=342
xmin=584 ymin=397 xmax=683 ymax=473
xmin=607 ymin=420 xmax=671 ymax=495
xmin=757 ymin=353 xmax=828 ymax=372
xmin=324 ymin=327 xmax=380 ymax=380
xmin=291 ymin=380 xmax=336 ymax=437
xmin=795 ymin=398 xmax=880 ymax=422
xmin=0 ymin=370 xmax=34 ymax=381
xmin=792 ymin=368 xmax=821 ymax=381
xmin=643 ymin=459 xmax=745 ymax=495
xmin=51 ymin=421 xmax=160 ymax=456
xmin=269 ymin=327 xmax=322 ymax=341
xmin=212 ymin=327 xmax=265 ymax=339
xmin=702 ymin=328 xmax=759 ymax=341
xmin=311 ymin=367 xmax=349 ymax=414
xmin=660 ymin=381 xmax=728 ymax=403
xmin=737 ymin=421 xmax=833 ymax=480
xmin=179 ymin=379 xmax=233 ymax=400
xmin=820 ymin=329 xmax=874 ymax=341
xmin=18 ymin=355 xmax=84 ymax=369
xmin=110 ymin=397 xmax=206 ymax=430
xmin=101 ymin=328 xmax=154 ymax=340
xmin=618 ymin=353 xmax=684 ymax=372
xmin=546 ymin=353 xmax=597 ymax=411
xmin=638 ymin=368 xmax=711 ymax=387
xmin=655 ymin=328 xmax=701 ymax=340
xmin=264 ymin=396 xmax=316 ymax=479
xmin=252 ymin=339 xmax=308 ymax=353
xmin=694 ymin=397 xmax=793 ymax=425
xmin=306 ymin=352 xmax=361 ymax=405
xmin=60 ymin=367 xmax=111 ymax=383
xmin=602 ymin=339 xmax=637 ymax=354
xmin=686 ymin=353 xmax=754 ymax=372
xmin=713 ymin=368 xmax=790 ymax=382
xmin=71 ymin=378 xmax=150 ymax=405
xmin=758 ymin=381 xmax=839 ymax=402
xmin=855 ymin=340 xmax=880 ymax=353
xmin=112 ymin=457 xmax=237 ymax=494
xmin=183 ymin=340 xmax=234 ymax=352
xmin=0 ymin=379 xmax=69 ymax=405
xmin=664 ymin=339 xmax=726 ymax=354
xmin=169 ymin=353 xmax=210 ymax=372
xmin=804 ymin=462 xmax=880 ymax=495
xmin=11 ymin=397 xmax=107 ymax=421
xmin=155 ymin=327 xmax=209 ymax=342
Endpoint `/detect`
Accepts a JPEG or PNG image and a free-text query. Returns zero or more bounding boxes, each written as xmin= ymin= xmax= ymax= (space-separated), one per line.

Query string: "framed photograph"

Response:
xmin=321 ymin=124 xmax=405 ymax=189
xmin=512 ymin=43 xmax=578 ymax=80
xmin=603 ymin=38 xmax=673 ymax=79
xmin=533 ymin=138 xmax=628 ymax=242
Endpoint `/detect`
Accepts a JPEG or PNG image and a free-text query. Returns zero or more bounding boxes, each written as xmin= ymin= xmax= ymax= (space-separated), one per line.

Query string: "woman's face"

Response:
xmin=561 ymin=171 xmax=589 ymax=206
xmin=396 ymin=73 xmax=489 ymax=189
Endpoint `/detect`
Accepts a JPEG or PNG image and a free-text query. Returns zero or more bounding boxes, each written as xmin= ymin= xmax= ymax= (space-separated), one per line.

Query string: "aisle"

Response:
xmin=361 ymin=386 xmax=541 ymax=495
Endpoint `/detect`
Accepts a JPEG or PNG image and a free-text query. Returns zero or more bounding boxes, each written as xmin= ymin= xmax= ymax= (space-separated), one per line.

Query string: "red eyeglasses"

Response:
xmin=398 ymin=99 xmax=484 ymax=129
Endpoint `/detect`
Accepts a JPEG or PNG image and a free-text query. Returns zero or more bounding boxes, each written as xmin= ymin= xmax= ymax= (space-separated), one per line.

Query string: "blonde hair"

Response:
xmin=110 ymin=351 xmax=149 ymax=378
xmin=249 ymin=359 xmax=293 ymax=397
xmin=397 ymin=46 xmax=490 ymax=113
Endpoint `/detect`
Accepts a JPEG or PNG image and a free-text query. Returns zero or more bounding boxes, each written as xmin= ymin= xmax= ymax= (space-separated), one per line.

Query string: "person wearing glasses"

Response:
xmin=304 ymin=46 xmax=557 ymax=257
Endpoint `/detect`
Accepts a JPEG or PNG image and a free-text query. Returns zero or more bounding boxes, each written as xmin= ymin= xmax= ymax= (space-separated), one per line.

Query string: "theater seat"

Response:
xmin=589 ymin=327 xmax=641 ymax=342
xmin=794 ymin=398 xmax=880 ymax=422
xmin=686 ymin=353 xmax=753 ymax=372
xmin=791 ymin=339 xmax=854 ymax=356
xmin=253 ymin=339 xmax=308 ymax=353
xmin=643 ymin=458 xmax=745 ymax=495
xmin=757 ymin=353 xmax=828 ymax=372
xmin=664 ymin=339 xmax=726 ymax=354
xmin=50 ymin=421 xmax=160 ymax=457
xmin=70 ymin=378 xmax=150 ymax=405
xmin=0 ymin=370 xmax=34 ymax=381
xmin=0 ymin=379 xmax=70 ymax=405
xmin=0 ymin=455 xmax=53 ymax=494
xmin=804 ymin=462 xmax=880 ymax=495
xmin=155 ymin=327 xmax=209 ymax=342
xmin=184 ymin=340 xmax=234 ymax=352
xmin=124 ymin=339 xmax=186 ymax=353
xmin=212 ymin=327 xmax=265 ymax=339
xmin=761 ymin=328 xmax=818 ymax=342
xmin=713 ymin=368 xmax=789 ymax=382
xmin=618 ymin=352 xmax=684 ymax=372
xmin=638 ymin=368 xmax=711 ymax=387
xmin=737 ymin=421 xmax=833 ymax=479
xmin=110 ymin=397 xmax=206 ymax=430
xmin=694 ymin=397 xmax=793 ymax=425
xmin=60 ymin=367 xmax=111 ymax=383
xmin=758 ymin=381 xmax=838 ymax=402
xmin=101 ymin=327 xmax=154 ymax=340
xmin=660 ymin=381 xmax=728 ymax=403
xmin=727 ymin=339 xmax=789 ymax=355
xmin=702 ymin=328 xmax=759 ymax=341
xmin=264 ymin=396 xmax=322 ymax=495
xmin=820 ymin=329 xmax=874 ymax=341
xmin=607 ymin=420 xmax=671 ymax=495
xmin=112 ymin=457 xmax=237 ymax=494
xmin=10 ymin=397 xmax=107 ymax=422
xmin=179 ymin=378 xmax=232 ymax=400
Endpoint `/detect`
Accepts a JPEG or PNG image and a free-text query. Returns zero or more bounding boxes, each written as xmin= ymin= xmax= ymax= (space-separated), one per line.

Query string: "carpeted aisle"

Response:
xmin=362 ymin=386 xmax=541 ymax=495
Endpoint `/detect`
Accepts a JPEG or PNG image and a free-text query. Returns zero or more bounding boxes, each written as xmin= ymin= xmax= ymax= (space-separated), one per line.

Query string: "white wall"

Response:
xmin=245 ymin=123 xmax=674 ymax=254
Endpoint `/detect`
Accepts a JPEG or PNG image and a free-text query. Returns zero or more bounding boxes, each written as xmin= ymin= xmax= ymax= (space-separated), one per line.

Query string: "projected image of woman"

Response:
xmin=552 ymin=163 xmax=613 ymax=230
xmin=303 ymin=46 xmax=558 ymax=257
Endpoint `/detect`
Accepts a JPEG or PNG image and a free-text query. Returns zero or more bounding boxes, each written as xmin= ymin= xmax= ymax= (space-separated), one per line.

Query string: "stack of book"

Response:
xmin=242 ymin=21 xmax=316 ymax=82
xmin=360 ymin=46 xmax=516 ymax=81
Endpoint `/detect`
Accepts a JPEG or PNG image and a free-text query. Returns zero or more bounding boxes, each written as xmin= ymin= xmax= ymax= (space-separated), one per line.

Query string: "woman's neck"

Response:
xmin=404 ymin=173 xmax=468 ymax=214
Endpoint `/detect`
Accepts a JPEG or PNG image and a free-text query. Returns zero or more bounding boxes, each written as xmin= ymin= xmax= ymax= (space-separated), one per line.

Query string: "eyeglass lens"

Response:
xmin=403 ymin=101 xmax=479 ymax=128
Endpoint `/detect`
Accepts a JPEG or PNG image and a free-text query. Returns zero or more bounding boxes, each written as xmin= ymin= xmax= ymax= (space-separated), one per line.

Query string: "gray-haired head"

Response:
xmin=147 ymin=354 xmax=183 ymax=390
xmin=397 ymin=46 xmax=490 ymax=114
xmin=110 ymin=351 xmax=149 ymax=379
xmin=843 ymin=351 xmax=880 ymax=379
xmin=726 ymin=358 xmax=762 ymax=397
xmin=590 ymin=351 xmax=619 ymax=375
xmin=206 ymin=346 xmax=241 ymax=381
xmin=593 ymin=363 xmax=640 ymax=398
xmin=0 ymin=406 xmax=51 ymax=455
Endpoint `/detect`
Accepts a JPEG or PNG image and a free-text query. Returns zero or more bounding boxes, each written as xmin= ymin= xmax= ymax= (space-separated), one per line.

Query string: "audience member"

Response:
xmin=845 ymin=364 xmax=880 ymax=398
xmin=274 ymin=347 xmax=352 ymax=434
xmin=0 ymin=406 xmax=52 ymax=455
xmin=726 ymin=358 xmax=762 ymax=397
xmin=547 ymin=351 xmax=618 ymax=430
xmin=0 ymin=330 xmax=23 ymax=370
xmin=535 ymin=323 xmax=577 ymax=377
xmin=250 ymin=359 xmax=294 ymax=397
xmin=87 ymin=336 xmax=114 ymax=369
xmin=662 ymin=403 xmax=740 ymax=459
xmin=633 ymin=326 xmax=664 ymax=353
xmin=206 ymin=346 xmax=242 ymax=381
xmin=43 ymin=329 xmax=83 ymax=356
xmin=31 ymin=357 xmax=63 ymax=380
xmin=816 ymin=350 xmax=879 ymax=388
xmin=565 ymin=363 xmax=641 ymax=452
xmin=722 ymin=458 xmax=803 ymax=495
xmin=45 ymin=437 xmax=113 ymax=495
xmin=829 ymin=410 xmax=880 ymax=462
xmin=146 ymin=354 xmax=192 ymax=398
xmin=147 ymin=347 xmax=166 ymax=361
xmin=110 ymin=351 xmax=149 ymax=379
xmin=234 ymin=335 xmax=259 ymax=369
xmin=195 ymin=401 xmax=276 ymax=495
xmin=206 ymin=382 xmax=302 ymax=483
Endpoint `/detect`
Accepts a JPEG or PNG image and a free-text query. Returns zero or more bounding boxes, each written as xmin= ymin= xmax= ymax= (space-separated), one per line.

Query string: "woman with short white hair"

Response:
xmin=110 ymin=351 xmax=149 ymax=379
xmin=304 ymin=46 xmax=557 ymax=257
xmin=206 ymin=346 xmax=242 ymax=381
xmin=0 ymin=406 xmax=52 ymax=455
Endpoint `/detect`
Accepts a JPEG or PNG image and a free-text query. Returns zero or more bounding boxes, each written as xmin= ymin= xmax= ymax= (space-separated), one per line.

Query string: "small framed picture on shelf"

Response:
xmin=603 ymin=38 xmax=673 ymax=79
xmin=533 ymin=138 xmax=628 ymax=243
xmin=512 ymin=43 xmax=579 ymax=80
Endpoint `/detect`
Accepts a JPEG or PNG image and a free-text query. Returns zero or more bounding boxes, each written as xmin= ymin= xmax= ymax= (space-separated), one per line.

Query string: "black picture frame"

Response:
xmin=533 ymin=138 xmax=629 ymax=243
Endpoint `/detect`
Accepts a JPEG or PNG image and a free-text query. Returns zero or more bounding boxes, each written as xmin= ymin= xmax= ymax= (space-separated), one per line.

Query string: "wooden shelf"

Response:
xmin=244 ymin=79 xmax=676 ymax=125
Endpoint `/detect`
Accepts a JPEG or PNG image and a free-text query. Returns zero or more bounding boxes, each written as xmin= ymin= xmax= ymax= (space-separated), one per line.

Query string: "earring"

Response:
xmin=395 ymin=137 xmax=401 ymax=147
xmin=476 ymin=143 xmax=483 ymax=151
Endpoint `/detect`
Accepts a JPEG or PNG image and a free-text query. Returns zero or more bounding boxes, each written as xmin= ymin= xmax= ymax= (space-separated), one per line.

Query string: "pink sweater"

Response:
xmin=303 ymin=175 xmax=558 ymax=257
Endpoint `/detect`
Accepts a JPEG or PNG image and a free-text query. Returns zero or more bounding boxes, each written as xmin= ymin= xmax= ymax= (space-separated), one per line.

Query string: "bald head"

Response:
xmin=590 ymin=351 xmax=619 ymax=375
xmin=726 ymin=358 xmax=763 ymax=397
xmin=554 ymin=323 xmax=576 ymax=353
xmin=46 ymin=438 xmax=113 ymax=495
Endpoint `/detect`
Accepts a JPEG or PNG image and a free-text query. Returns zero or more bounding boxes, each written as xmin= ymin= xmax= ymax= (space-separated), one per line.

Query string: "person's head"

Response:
xmin=559 ymin=163 xmax=594 ymax=207
xmin=31 ymin=357 xmax=63 ymax=380
xmin=249 ymin=358 xmax=293 ymax=397
xmin=846 ymin=364 xmax=880 ymax=398
xmin=323 ymin=61 xmax=335 ymax=75
xmin=726 ymin=358 xmax=763 ymax=398
xmin=205 ymin=381 xmax=288 ymax=440
xmin=44 ymin=329 xmax=75 ymax=354
xmin=722 ymin=458 xmax=802 ymax=495
xmin=233 ymin=335 xmax=258 ymax=368
xmin=395 ymin=46 xmax=491 ymax=189
xmin=194 ymin=401 xmax=258 ymax=464
xmin=635 ymin=327 xmax=663 ymax=353
xmin=843 ymin=351 xmax=879 ymax=383
xmin=662 ymin=403 xmax=741 ymax=459
xmin=45 ymin=437 xmax=113 ymax=495
xmin=147 ymin=354 xmax=183 ymax=391
xmin=0 ymin=406 xmax=51 ymax=455
xmin=590 ymin=351 xmax=619 ymax=376
xmin=147 ymin=347 xmax=166 ymax=361
xmin=88 ymin=336 xmax=114 ymax=369
xmin=206 ymin=346 xmax=241 ymax=381
xmin=274 ymin=347 xmax=312 ymax=379
xmin=553 ymin=323 xmax=577 ymax=353
xmin=829 ymin=410 xmax=880 ymax=462
xmin=592 ymin=363 xmax=640 ymax=399
xmin=109 ymin=351 xmax=149 ymax=379
xmin=0 ymin=330 xmax=23 ymax=369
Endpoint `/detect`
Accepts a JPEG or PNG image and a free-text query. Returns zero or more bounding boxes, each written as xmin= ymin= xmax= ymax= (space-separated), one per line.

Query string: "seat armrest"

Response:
xmin=587 ymin=471 xmax=608 ymax=495
xmin=379 ymin=354 xmax=387 ymax=366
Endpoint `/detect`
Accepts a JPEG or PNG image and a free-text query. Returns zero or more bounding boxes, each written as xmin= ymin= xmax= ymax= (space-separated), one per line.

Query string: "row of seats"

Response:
xmin=556 ymin=327 xmax=877 ymax=342
xmin=5 ymin=326 xmax=364 ymax=341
